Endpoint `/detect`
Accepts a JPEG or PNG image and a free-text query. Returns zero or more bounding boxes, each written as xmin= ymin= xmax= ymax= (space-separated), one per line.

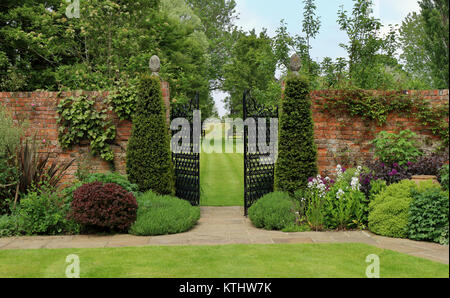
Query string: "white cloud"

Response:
xmin=234 ymin=0 xmax=276 ymax=36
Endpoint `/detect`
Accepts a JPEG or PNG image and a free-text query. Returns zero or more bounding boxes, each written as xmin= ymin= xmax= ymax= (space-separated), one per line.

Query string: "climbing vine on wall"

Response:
xmin=108 ymin=78 xmax=139 ymax=121
xmin=317 ymin=89 xmax=449 ymax=148
xmin=57 ymin=95 xmax=116 ymax=162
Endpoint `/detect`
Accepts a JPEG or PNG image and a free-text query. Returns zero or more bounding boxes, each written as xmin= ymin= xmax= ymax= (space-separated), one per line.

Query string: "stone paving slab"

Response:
xmin=0 ymin=207 xmax=448 ymax=264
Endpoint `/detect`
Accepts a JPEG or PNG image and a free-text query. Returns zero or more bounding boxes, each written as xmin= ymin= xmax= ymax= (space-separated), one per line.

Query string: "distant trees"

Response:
xmin=400 ymin=0 xmax=449 ymax=89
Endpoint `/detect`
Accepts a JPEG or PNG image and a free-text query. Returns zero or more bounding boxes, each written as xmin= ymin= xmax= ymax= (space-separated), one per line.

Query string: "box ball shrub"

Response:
xmin=368 ymin=180 xmax=440 ymax=238
xmin=275 ymin=74 xmax=318 ymax=193
xmin=71 ymin=182 xmax=138 ymax=232
xmin=248 ymin=192 xmax=296 ymax=230
xmin=126 ymin=74 xmax=175 ymax=195
xmin=129 ymin=191 xmax=200 ymax=236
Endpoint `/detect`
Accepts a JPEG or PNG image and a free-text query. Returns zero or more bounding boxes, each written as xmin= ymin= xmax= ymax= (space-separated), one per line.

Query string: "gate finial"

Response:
xmin=289 ymin=53 xmax=301 ymax=76
xmin=149 ymin=55 xmax=160 ymax=76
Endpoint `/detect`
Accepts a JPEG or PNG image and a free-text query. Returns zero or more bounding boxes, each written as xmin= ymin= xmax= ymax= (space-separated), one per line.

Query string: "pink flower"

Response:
xmin=42 ymin=139 xmax=46 ymax=144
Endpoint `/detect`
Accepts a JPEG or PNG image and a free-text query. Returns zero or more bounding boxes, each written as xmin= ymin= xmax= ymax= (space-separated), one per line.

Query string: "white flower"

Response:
xmin=351 ymin=177 xmax=360 ymax=191
xmin=336 ymin=189 xmax=345 ymax=200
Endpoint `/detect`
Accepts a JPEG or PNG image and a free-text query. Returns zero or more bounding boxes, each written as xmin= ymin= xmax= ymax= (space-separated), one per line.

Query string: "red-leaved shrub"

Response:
xmin=71 ymin=182 xmax=138 ymax=232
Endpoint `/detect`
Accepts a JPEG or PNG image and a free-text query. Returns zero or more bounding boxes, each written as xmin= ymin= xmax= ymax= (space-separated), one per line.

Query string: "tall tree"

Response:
xmin=302 ymin=0 xmax=321 ymax=74
xmin=337 ymin=0 xmax=398 ymax=89
xmin=186 ymin=0 xmax=237 ymax=90
xmin=399 ymin=12 xmax=435 ymax=88
xmin=418 ymin=0 xmax=449 ymax=88
xmin=222 ymin=29 xmax=278 ymax=117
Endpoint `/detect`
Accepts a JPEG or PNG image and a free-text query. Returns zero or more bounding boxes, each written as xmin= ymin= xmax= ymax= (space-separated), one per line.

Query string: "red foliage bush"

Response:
xmin=71 ymin=182 xmax=138 ymax=232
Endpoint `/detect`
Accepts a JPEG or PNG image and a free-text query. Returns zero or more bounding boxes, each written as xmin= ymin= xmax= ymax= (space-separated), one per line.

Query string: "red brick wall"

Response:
xmin=0 ymin=87 xmax=448 ymax=183
xmin=311 ymin=89 xmax=449 ymax=175
xmin=0 ymin=81 xmax=170 ymax=184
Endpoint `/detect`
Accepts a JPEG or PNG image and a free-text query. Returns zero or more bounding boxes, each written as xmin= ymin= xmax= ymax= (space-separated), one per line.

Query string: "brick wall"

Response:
xmin=311 ymin=89 xmax=449 ymax=175
xmin=0 ymin=87 xmax=448 ymax=183
xmin=0 ymin=81 xmax=170 ymax=184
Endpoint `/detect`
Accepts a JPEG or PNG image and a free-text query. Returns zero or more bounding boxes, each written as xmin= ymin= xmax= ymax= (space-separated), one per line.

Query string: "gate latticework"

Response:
xmin=243 ymin=91 xmax=278 ymax=215
xmin=171 ymin=93 xmax=200 ymax=206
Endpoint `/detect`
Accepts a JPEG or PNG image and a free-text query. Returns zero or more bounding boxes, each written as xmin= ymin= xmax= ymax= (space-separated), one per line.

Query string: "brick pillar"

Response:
xmin=161 ymin=81 xmax=170 ymax=125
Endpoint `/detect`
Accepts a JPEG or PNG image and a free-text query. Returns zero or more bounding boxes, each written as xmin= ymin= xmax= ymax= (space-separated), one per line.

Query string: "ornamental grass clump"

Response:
xmin=126 ymin=74 xmax=175 ymax=195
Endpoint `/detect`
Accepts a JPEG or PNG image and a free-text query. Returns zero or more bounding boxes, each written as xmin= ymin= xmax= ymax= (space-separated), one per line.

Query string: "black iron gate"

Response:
xmin=171 ymin=93 xmax=200 ymax=206
xmin=243 ymin=91 xmax=278 ymax=215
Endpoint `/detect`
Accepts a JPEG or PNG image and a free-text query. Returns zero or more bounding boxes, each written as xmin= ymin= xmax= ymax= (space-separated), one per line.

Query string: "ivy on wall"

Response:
xmin=108 ymin=78 xmax=139 ymax=121
xmin=57 ymin=95 xmax=116 ymax=162
xmin=317 ymin=89 xmax=449 ymax=148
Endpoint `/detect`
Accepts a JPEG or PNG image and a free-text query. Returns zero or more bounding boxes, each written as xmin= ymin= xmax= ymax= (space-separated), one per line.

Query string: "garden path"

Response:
xmin=0 ymin=207 xmax=448 ymax=265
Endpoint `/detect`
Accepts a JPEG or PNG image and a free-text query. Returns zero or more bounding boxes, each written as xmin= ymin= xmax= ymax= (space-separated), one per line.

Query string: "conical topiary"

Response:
xmin=126 ymin=74 xmax=175 ymax=195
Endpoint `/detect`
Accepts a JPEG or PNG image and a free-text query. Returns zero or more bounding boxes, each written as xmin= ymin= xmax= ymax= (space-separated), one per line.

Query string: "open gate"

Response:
xmin=170 ymin=93 xmax=200 ymax=206
xmin=243 ymin=91 xmax=279 ymax=215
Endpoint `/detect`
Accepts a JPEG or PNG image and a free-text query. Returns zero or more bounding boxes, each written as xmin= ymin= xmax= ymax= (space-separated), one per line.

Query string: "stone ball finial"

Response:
xmin=290 ymin=53 xmax=301 ymax=76
xmin=149 ymin=55 xmax=160 ymax=76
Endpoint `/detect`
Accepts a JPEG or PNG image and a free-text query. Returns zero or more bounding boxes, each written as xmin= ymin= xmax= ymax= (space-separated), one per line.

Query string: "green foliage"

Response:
xmin=16 ymin=186 xmax=79 ymax=236
xmin=371 ymin=130 xmax=422 ymax=166
xmin=368 ymin=179 xmax=387 ymax=202
xmin=337 ymin=0 xmax=400 ymax=89
xmin=57 ymin=95 xmax=116 ymax=162
xmin=83 ymin=172 xmax=139 ymax=194
xmin=302 ymin=0 xmax=321 ymax=74
xmin=0 ymin=214 xmax=18 ymax=237
xmin=418 ymin=0 xmax=449 ymax=88
xmin=439 ymin=164 xmax=449 ymax=191
xmin=369 ymin=180 xmax=440 ymax=238
xmin=223 ymin=29 xmax=278 ymax=117
xmin=324 ymin=168 xmax=367 ymax=229
xmin=275 ymin=75 xmax=318 ymax=193
xmin=440 ymin=225 xmax=449 ymax=245
xmin=108 ymin=78 xmax=139 ymax=121
xmin=248 ymin=192 xmax=297 ymax=231
xmin=126 ymin=75 xmax=175 ymax=195
xmin=0 ymin=105 xmax=22 ymax=214
xmin=368 ymin=180 xmax=417 ymax=238
xmin=408 ymin=188 xmax=449 ymax=243
xmin=129 ymin=191 xmax=200 ymax=236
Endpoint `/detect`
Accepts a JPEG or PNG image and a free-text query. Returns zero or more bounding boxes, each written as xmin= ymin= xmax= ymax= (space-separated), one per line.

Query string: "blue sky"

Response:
xmin=214 ymin=0 xmax=421 ymax=116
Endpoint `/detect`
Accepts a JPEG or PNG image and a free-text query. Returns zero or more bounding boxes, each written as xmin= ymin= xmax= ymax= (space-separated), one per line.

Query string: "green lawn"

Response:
xmin=200 ymin=126 xmax=244 ymax=206
xmin=0 ymin=243 xmax=447 ymax=278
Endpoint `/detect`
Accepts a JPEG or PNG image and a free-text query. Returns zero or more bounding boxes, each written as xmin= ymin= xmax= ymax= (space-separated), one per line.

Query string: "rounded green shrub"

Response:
xmin=126 ymin=74 xmax=175 ymax=195
xmin=129 ymin=191 xmax=200 ymax=236
xmin=368 ymin=180 xmax=440 ymax=238
xmin=408 ymin=188 xmax=449 ymax=243
xmin=275 ymin=75 xmax=318 ymax=193
xmin=18 ymin=189 xmax=79 ymax=235
xmin=248 ymin=192 xmax=296 ymax=230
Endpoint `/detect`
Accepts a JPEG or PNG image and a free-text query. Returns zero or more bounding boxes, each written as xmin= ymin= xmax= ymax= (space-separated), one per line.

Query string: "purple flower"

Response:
xmin=393 ymin=163 xmax=399 ymax=168
xmin=389 ymin=169 xmax=398 ymax=176
xmin=308 ymin=177 xmax=314 ymax=183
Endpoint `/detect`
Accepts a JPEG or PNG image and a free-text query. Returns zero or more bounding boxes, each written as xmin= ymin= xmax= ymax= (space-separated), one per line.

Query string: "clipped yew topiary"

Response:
xmin=275 ymin=74 xmax=318 ymax=194
xmin=126 ymin=74 xmax=175 ymax=195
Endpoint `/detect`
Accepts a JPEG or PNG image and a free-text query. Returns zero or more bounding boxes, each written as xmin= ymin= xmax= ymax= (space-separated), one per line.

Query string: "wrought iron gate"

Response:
xmin=243 ymin=91 xmax=278 ymax=215
xmin=171 ymin=93 xmax=200 ymax=206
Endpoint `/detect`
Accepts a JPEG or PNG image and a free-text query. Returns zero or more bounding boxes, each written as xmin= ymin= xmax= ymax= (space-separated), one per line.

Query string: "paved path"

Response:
xmin=0 ymin=207 xmax=448 ymax=264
